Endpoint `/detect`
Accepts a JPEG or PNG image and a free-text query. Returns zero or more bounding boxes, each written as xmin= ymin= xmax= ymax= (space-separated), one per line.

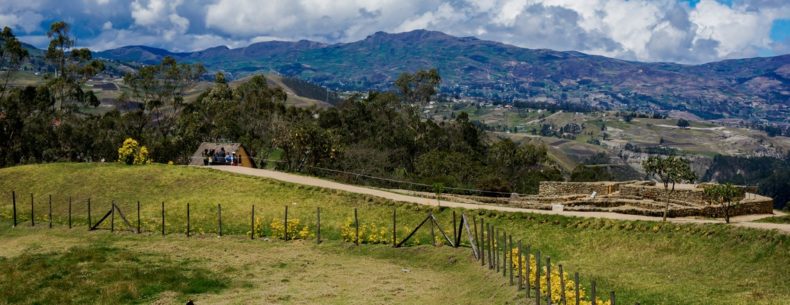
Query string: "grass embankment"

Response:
xmin=1 ymin=163 xmax=789 ymax=305
xmin=0 ymin=227 xmax=513 ymax=305
xmin=756 ymin=215 xmax=790 ymax=224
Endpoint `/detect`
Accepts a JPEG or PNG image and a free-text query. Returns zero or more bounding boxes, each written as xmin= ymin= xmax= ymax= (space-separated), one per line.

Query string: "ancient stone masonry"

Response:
xmin=395 ymin=181 xmax=773 ymax=218
xmin=619 ymin=184 xmax=707 ymax=205
xmin=538 ymin=181 xmax=637 ymax=197
xmin=535 ymin=181 xmax=774 ymax=218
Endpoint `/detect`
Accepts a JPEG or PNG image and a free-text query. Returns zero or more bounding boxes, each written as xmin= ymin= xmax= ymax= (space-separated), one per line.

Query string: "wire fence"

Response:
xmin=190 ymin=156 xmax=528 ymax=198
xmin=5 ymin=191 xmax=629 ymax=305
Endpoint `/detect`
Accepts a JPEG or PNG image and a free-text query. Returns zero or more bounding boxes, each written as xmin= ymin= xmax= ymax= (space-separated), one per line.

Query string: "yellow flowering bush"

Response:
xmin=117 ymin=138 xmax=151 ymax=165
xmin=511 ymin=248 xmax=611 ymax=305
xmin=248 ymin=216 xmax=265 ymax=238
xmin=270 ymin=218 xmax=311 ymax=240
xmin=340 ymin=218 xmax=391 ymax=244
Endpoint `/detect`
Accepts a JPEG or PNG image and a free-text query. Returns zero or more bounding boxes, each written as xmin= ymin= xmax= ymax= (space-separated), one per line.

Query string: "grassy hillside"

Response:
xmin=1 ymin=163 xmax=789 ymax=304
xmin=0 ymin=227 xmax=516 ymax=305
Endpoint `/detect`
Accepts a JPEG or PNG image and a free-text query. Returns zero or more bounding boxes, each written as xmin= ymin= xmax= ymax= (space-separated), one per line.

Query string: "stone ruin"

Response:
xmin=427 ymin=181 xmax=774 ymax=218
xmin=531 ymin=181 xmax=774 ymax=217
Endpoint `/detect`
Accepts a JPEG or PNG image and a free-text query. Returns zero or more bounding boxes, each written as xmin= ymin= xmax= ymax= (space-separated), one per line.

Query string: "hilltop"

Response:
xmin=91 ymin=29 xmax=790 ymax=123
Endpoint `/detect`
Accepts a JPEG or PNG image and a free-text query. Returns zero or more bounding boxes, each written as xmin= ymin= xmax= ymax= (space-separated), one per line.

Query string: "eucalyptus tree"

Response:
xmin=45 ymin=21 xmax=104 ymax=110
xmin=0 ymin=27 xmax=29 ymax=98
xmin=122 ymin=56 xmax=205 ymax=152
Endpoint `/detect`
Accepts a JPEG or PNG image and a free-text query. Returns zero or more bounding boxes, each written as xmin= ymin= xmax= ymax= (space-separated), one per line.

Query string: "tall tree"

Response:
xmin=123 ymin=56 xmax=205 ymax=142
xmin=45 ymin=21 xmax=73 ymax=80
xmin=0 ymin=27 xmax=29 ymax=98
xmin=643 ymin=155 xmax=697 ymax=221
xmin=45 ymin=21 xmax=104 ymax=110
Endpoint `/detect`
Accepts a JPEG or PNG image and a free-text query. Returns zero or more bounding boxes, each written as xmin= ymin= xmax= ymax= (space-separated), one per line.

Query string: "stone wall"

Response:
xmin=620 ymin=184 xmax=708 ymax=205
xmin=538 ymin=181 xmax=632 ymax=196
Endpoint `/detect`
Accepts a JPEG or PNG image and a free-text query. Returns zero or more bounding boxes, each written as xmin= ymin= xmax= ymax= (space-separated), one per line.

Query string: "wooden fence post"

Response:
xmin=498 ymin=230 xmax=502 ymax=273
xmin=610 ymin=291 xmax=615 ymax=305
xmin=503 ymin=232 xmax=507 ymax=277
xmin=526 ymin=245 xmax=532 ymax=297
xmin=251 ymin=204 xmax=255 ymax=240
xmin=509 ymin=235 xmax=514 ymax=285
xmin=284 ymin=205 xmax=288 ymax=241
xmin=430 ymin=212 xmax=436 ymax=247
xmin=559 ymin=264 xmax=567 ymax=305
xmin=452 ymin=211 xmax=457 ymax=248
xmin=111 ymin=201 xmax=115 ymax=232
xmin=591 ymin=280 xmax=597 ymax=305
xmin=535 ymin=250 xmax=541 ymax=305
xmin=12 ymin=191 xmax=17 ymax=227
xmin=485 ymin=223 xmax=490 ymax=268
xmin=518 ymin=240 xmax=523 ymax=290
xmin=392 ymin=208 xmax=396 ymax=247
xmin=30 ymin=193 xmax=34 ymax=227
xmin=186 ymin=203 xmax=190 ymax=238
xmin=487 ymin=224 xmax=491 ymax=269
xmin=546 ymin=257 xmax=551 ymax=304
xmin=354 ymin=208 xmax=359 ymax=246
xmin=488 ymin=224 xmax=493 ymax=269
xmin=574 ymin=272 xmax=580 ymax=305
xmin=473 ymin=217 xmax=480 ymax=261
xmin=502 ymin=232 xmax=507 ymax=277
xmin=218 ymin=204 xmax=222 ymax=237
xmin=479 ymin=218 xmax=484 ymax=266
xmin=68 ymin=196 xmax=72 ymax=229
xmin=495 ymin=228 xmax=500 ymax=273
xmin=87 ymin=198 xmax=91 ymax=230
xmin=136 ymin=201 xmax=140 ymax=234
xmin=48 ymin=195 xmax=52 ymax=228
xmin=161 ymin=202 xmax=165 ymax=236
xmin=316 ymin=207 xmax=321 ymax=244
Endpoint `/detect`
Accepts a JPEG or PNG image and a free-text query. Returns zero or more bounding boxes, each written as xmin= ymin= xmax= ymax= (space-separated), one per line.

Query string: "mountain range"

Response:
xmin=55 ymin=30 xmax=790 ymax=122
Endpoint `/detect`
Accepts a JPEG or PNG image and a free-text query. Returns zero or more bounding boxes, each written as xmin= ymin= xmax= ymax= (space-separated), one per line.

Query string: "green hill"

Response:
xmin=92 ymin=30 xmax=790 ymax=123
xmin=0 ymin=163 xmax=788 ymax=304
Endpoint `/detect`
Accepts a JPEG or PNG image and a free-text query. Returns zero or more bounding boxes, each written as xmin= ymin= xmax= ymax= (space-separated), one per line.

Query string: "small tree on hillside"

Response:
xmin=677 ymin=119 xmax=690 ymax=128
xmin=643 ymin=155 xmax=697 ymax=221
xmin=433 ymin=182 xmax=445 ymax=207
xmin=704 ymin=183 xmax=744 ymax=224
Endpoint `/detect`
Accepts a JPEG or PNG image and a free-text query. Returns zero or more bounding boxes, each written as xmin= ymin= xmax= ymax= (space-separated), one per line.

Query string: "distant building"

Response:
xmin=190 ymin=142 xmax=255 ymax=168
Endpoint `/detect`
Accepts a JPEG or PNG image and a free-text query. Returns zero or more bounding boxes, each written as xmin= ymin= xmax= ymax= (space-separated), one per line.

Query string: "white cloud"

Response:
xmin=130 ymin=0 xmax=190 ymax=41
xmin=0 ymin=10 xmax=44 ymax=33
xmin=690 ymin=0 xmax=774 ymax=59
xmin=2 ymin=0 xmax=788 ymax=63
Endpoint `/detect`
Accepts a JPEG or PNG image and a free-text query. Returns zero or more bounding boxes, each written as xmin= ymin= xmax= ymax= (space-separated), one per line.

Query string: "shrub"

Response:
xmin=117 ymin=138 xmax=151 ymax=165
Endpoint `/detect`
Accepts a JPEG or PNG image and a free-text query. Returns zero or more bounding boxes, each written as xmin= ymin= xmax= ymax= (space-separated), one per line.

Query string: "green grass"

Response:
xmin=0 ymin=236 xmax=227 ymax=304
xmin=755 ymin=215 xmax=790 ymax=224
xmin=1 ymin=163 xmax=789 ymax=305
xmin=0 ymin=226 xmax=522 ymax=305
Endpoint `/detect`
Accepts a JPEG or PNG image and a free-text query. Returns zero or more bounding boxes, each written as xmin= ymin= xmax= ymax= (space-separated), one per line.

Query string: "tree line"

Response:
xmin=0 ymin=21 xmax=561 ymax=195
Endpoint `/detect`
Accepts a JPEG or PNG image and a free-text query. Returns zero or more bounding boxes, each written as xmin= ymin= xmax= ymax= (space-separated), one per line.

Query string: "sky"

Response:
xmin=0 ymin=0 xmax=788 ymax=64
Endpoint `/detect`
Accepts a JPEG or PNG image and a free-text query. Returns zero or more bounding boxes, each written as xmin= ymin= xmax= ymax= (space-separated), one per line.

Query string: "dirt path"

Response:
xmin=211 ymin=166 xmax=790 ymax=234
xmin=654 ymin=124 xmax=726 ymax=131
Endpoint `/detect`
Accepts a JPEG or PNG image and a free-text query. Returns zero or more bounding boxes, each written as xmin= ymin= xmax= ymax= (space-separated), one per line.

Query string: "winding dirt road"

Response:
xmin=211 ymin=166 xmax=789 ymax=234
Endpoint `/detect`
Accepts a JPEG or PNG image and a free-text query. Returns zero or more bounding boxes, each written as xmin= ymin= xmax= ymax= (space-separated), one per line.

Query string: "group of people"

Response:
xmin=202 ymin=147 xmax=239 ymax=166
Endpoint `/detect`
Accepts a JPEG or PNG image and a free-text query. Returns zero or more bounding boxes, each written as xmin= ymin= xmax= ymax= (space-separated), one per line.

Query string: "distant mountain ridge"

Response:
xmin=89 ymin=30 xmax=788 ymax=122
